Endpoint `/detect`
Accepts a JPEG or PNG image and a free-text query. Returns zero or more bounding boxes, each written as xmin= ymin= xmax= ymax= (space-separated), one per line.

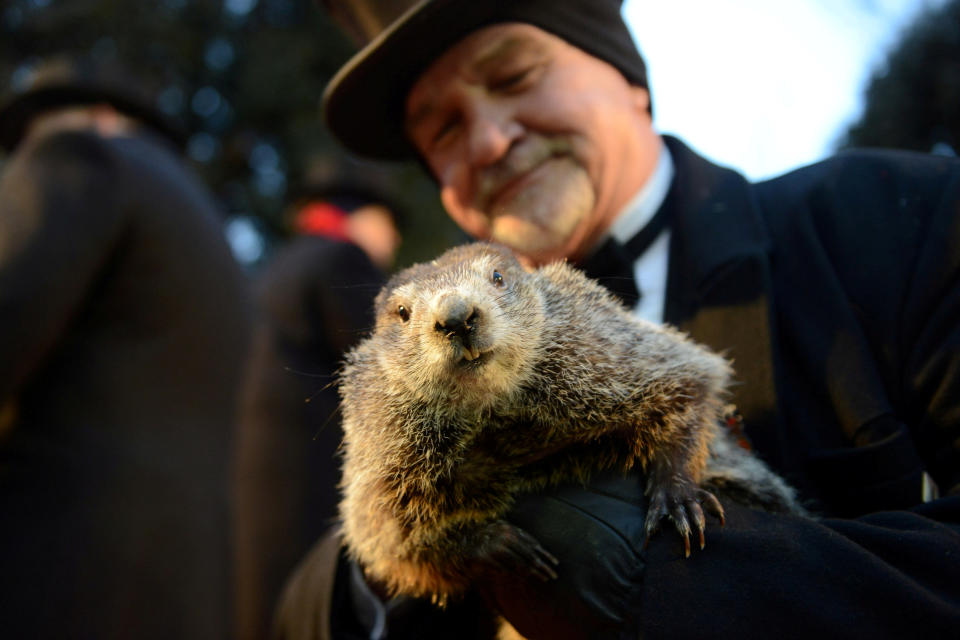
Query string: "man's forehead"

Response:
xmin=404 ymin=23 xmax=556 ymax=122
xmin=470 ymin=26 xmax=551 ymax=74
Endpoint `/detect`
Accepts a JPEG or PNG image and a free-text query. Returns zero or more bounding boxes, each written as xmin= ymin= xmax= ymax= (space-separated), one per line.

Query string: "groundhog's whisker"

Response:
xmin=347 ymin=325 xmax=378 ymax=335
xmin=313 ymin=400 xmax=344 ymax=440
xmin=329 ymin=282 xmax=389 ymax=290
xmin=303 ymin=380 xmax=339 ymax=403
xmin=283 ymin=366 xmax=336 ymax=379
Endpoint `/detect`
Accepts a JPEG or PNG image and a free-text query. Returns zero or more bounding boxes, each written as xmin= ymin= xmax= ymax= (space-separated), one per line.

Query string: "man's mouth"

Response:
xmin=483 ymin=161 xmax=548 ymax=213
xmin=474 ymin=137 xmax=572 ymax=212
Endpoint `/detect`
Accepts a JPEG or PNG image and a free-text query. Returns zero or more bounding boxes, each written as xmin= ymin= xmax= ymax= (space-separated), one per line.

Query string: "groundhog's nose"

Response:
xmin=434 ymin=295 xmax=481 ymax=360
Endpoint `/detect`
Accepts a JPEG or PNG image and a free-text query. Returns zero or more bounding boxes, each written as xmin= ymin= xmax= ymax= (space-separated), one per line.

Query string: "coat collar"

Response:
xmin=660 ymin=135 xmax=770 ymax=313
xmin=659 ymin=136 xmax=784 ymax=462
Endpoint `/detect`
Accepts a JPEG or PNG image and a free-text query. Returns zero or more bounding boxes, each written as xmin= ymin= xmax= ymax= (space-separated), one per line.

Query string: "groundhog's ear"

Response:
xmin=486 ymin=242 xmax=533 ymax=273
xmin=373 ymin=286 xmax=394 ymax=314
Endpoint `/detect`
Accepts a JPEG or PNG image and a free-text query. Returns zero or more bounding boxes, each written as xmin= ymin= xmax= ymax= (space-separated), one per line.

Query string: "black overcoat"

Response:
xmin=234 ymin=236 xmax=385 ymax=640
xmin=629 ymin=136 xmax=960 ymax=638
xmin=274 ymin=137 xmax=960 ymax=639
xmin=0 ymin=128 xmax=253 ymax=639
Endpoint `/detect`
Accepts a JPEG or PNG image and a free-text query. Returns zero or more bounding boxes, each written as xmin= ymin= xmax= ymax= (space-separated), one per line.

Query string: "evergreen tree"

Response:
xmin=841 ymin=0 xmax=960 ymax=155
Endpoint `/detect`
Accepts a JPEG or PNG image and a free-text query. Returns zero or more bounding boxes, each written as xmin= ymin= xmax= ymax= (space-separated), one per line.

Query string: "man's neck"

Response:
xmin=607 ymin=138 xmax=674 ymax=245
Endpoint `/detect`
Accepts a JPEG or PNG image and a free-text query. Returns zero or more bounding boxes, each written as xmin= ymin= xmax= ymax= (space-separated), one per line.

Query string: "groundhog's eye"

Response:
xmin=492 ymin=271 xmax=504 ymax=287
xmin=397 ymin=305 xmax=410 ymax=322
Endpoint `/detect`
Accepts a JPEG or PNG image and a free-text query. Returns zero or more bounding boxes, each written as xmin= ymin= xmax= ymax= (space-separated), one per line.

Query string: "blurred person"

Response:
xmin=0 ymin=55 xmax=253 ymax=639
xmin=233 ymin=180 xmax=401 ymax=640
xmin=271 ymin=0 xmax=960 ymax=638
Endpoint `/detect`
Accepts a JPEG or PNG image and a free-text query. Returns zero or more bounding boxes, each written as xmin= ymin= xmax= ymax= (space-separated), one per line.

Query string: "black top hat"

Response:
xmin=321 ymin=0 xmax=646 ymax=161
xmin=0 ymin=55 xmax=186 ymax=153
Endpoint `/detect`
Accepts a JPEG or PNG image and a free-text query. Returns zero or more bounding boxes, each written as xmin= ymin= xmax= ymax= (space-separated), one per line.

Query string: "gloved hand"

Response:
xmin=288 ymin=469 xmax=653 ymax=640
xmin=481 ymin=469 xmax=650 ymax=640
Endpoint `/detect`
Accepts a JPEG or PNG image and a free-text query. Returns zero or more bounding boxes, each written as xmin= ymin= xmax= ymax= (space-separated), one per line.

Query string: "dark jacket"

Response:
xmin=274 ymin=137 xmax=960 ymax=639
xmin=0 ymin=127 xmax=253 ymax=639
xmin=234 ymin=237 xmax=385 ymax=640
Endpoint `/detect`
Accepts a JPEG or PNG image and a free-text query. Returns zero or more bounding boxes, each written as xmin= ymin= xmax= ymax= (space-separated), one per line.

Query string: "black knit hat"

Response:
xmin=0 ymin=55 xmax=186 ymax=153
xmin=322 ymin=0 xmax=648 ymax=160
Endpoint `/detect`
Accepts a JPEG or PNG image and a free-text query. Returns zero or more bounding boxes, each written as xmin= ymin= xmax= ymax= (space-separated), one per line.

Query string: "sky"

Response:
xmin=624 ymin=0 xmax=942 ymax=180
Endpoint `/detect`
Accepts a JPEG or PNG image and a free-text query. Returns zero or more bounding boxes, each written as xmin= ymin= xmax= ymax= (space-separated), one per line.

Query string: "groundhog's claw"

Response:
xmin=470 ymin=520 xmax=559 ymax=582
xmin=701 ymin=488 xmax=725 ymax=525
xmin=644 ymin=484 xmax=725 ymax=558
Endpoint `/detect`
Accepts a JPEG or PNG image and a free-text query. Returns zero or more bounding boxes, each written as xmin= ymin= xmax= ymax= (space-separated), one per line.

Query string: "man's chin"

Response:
xmin=488 ymin=218 xmax=577 ymax=264
xmin=468 ymin=159 xmax=596 ymax=261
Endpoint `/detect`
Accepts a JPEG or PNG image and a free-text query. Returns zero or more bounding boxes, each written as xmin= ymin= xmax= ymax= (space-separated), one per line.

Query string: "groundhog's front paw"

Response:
xmin=644 ymin=480 xmax=725 ymax=558
xmin=467 ymin=520 xmax=559 ymax=582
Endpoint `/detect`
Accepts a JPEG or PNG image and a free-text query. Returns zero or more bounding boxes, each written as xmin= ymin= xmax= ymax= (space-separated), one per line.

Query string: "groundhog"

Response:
xmin=338 ymin=242 xmax=803 ymax=605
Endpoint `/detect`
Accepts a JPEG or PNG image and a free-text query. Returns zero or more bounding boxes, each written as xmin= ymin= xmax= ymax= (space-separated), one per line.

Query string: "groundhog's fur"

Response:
xmin=338 ymin=242 xmax=803 ymax=604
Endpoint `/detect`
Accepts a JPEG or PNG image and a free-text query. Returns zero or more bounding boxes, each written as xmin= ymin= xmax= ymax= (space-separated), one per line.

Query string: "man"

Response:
xmin=0 ymin=56 xmax=252 ymax=638
xmin=275 ymin=1 xmax=960 ymax=638
xmin=234 ymin=180 xmax=402 ymax=640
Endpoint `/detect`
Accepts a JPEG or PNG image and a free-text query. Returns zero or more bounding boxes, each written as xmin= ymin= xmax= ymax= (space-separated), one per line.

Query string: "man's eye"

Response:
xmin=490 ymin=67 xmax=534 ymax=92
xmin=432 ymin=117 xmax=460 ymax=146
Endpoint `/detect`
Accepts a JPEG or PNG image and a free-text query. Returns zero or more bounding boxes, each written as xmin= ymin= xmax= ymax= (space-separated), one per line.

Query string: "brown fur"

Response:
xmin=338 ymin=242 xmax=801 ymax=604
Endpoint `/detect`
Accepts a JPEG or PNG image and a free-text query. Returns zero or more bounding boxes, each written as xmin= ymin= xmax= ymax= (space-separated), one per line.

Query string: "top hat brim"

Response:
xmin=0 ymin=83 xmax=186 ymax=153
xmin=322 ymin=0 xmax=506 ymax=161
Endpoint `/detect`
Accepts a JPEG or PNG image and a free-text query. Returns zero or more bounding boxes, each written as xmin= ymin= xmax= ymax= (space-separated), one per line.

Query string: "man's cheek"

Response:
xmin=441 ymin=184 xmax=491 ymax=239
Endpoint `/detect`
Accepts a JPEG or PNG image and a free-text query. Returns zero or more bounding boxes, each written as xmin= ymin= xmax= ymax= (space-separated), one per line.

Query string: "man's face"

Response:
xmin=405 ymin=22 xmax=659 ymax=265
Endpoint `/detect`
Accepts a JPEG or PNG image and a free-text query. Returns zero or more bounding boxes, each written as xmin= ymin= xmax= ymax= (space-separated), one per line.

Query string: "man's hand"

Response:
xmin=481 ymin=469 xmax=649 ymax=640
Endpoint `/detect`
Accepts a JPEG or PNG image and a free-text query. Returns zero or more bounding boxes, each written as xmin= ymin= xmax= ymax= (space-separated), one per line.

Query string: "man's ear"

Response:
xmin=91 ymin=103 xmax=136 ymax=137
xmin=630 ymin=86 xmax=651 ymax=117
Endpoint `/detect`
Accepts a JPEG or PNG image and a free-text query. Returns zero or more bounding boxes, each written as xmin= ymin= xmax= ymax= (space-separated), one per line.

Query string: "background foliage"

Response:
xmin=0 ymin=0 xmax=463 ymax=269
xmin=840 ymin=0 xmax=960 ymax=156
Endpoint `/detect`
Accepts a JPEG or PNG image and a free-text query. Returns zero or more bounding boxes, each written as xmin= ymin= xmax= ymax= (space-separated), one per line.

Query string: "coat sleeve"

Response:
xmin=639 ymin=495 xmax=960 ymax=639
xmin=0 ymin=132 xmax=124 ymax=403
xmin=486 ymin=473 xmax=960 ymax=640
xmin=898 ymin=159 xmax=960 ymax=495
xmin=273 ymin=526 xmax=500 ymax=640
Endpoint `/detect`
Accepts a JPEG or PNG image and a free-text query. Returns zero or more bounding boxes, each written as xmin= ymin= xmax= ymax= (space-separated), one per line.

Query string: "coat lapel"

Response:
xmin=660 ymin=137 xmax=785 ymax=463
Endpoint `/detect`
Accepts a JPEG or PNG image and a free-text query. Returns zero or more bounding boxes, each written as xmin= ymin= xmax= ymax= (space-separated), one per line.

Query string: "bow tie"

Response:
xmin=578 ymin=205 xmax=672 ymax=308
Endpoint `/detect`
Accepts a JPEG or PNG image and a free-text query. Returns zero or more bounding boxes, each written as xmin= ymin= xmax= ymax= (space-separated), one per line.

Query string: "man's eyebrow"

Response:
xmin=406 ymin=98 xmax=436 ymax=135
xmin=471 ymin=35 xmax=539 ymax=75
xmin=406 ymin=36 xmax=544 ymax=133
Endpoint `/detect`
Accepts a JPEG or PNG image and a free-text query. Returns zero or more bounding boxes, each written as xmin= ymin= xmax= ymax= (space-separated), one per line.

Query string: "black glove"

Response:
xmin=482 ymin=469 xmax=650 ymax=640
xmin=309 ymin=470 xmax=652 ymax=640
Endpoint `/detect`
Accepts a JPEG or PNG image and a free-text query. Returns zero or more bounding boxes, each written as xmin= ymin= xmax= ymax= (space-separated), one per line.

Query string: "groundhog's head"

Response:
xmin=366 ymin=242 xmax=546 ymax=409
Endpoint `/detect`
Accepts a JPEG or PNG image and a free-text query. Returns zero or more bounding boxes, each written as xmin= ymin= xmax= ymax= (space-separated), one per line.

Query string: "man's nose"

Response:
xmin=465 ymin=102 xmax=521 ymax=167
